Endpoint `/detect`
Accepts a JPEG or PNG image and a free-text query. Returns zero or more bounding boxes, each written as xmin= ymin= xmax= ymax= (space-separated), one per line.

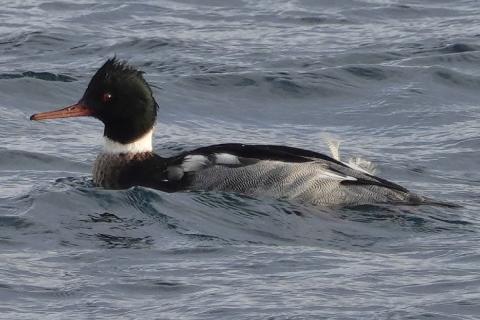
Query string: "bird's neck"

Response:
xmin=102 ymin=128 xmax=153 ymax=154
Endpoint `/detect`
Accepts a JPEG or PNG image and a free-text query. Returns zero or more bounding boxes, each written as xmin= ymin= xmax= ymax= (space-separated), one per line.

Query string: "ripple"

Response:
xmin=344 ymin=66 xmax=388 ymax=80
xmin=0 ymin=194 xmax=33 ymax=216
xmin=0 ymin=215 xmax=34 ymax=229
xmin=0 ymin=71 xmax=76 ymax=82
xmin=438 ymin=43 xmax=479 ymax=54
xmin=0 ymin=149 xmax=88 ymax=171
xmin=433 ymin=67 xmax=480 ymax=89
xmin=93 ymin=233 xmax=154 ymax=249
xmin=179 ymin=69 xmax=361 ymax=98
xmin=1 ymin=31 xmax=68 ymax=52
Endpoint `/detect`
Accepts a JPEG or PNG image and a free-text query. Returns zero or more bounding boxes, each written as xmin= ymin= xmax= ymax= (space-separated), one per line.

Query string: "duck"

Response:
xmin=30 ymin=58 xmax=436 ymax=207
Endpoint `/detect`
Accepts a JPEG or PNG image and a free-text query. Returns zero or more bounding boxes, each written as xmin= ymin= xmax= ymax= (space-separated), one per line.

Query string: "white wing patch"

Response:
xmin=181 ymin=153 xmax=242 ymax=173
xmin=178 ymin=153 xmax=242 ymax=176
xmin=215 ymin=153 xmax=241 ymax=165
xmin=181 ymin=155 xmax=210 ymax=172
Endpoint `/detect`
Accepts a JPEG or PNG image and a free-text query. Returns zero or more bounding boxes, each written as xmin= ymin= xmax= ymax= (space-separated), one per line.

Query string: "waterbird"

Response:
xmin=30 ymin=58 xmax=449 ymax=207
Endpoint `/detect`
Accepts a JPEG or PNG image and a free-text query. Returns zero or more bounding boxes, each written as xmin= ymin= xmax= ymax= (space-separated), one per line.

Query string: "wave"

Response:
xmin=0 ymin=177 xmax=472 ymax=252
xmin=0 ymin=148 xmax=88 ymax=171
xmin=0 ymin=71 xmax=76 ymax=82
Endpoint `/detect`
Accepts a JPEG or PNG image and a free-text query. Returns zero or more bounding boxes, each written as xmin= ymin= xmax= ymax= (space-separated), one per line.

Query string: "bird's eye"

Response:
xmin=102 ymin=92 xmax=113 ymax=103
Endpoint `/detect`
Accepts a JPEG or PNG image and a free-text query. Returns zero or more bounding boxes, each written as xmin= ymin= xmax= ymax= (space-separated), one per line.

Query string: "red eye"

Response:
xmin=102 ymin=92 xmax=112 ymax=103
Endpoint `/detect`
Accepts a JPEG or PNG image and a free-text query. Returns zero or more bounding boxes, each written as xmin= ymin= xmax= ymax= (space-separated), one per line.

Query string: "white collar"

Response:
xmin=103 ymin=129 xmax=153 ymax=154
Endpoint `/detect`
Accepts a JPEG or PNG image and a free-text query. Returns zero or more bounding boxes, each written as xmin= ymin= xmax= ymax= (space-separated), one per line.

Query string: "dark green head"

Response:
xmin=31 ymin=58 xmax=159 ymax=144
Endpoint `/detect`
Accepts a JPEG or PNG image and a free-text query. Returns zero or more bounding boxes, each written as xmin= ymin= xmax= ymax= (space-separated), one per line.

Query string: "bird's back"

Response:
xmin=189 ymin=160 xmax=419 ymax=206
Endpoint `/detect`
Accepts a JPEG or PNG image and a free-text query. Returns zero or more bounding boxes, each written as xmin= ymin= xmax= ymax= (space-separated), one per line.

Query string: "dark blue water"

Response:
xmin=1 ymin=1 xmax=479 ymax=319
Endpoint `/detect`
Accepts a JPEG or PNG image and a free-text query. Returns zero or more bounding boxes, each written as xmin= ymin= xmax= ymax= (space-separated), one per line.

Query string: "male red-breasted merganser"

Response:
xmin=30 ymin=58 xmax=434 ymax=206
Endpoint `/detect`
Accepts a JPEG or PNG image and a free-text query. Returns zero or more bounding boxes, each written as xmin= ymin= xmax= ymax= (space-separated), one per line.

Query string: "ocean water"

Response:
xmin=1 ymin=0 xmax=479 ymax=319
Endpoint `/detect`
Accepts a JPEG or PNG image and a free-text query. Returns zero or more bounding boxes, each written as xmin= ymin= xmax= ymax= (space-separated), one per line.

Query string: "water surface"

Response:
xmin=1 ymin=1 xmax=479 ymax=319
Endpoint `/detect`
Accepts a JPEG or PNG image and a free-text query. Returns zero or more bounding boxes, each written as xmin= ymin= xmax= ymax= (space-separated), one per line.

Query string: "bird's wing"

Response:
xmin=163 ymin=144 xmax=408 ymax=193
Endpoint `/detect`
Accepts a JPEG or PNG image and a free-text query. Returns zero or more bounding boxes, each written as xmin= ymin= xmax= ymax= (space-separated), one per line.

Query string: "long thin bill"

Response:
xmin=30 ymin=103 xmax=94 ymax=121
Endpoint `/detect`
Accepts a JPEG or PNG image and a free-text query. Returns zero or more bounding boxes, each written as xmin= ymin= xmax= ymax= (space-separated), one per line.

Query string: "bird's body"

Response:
xmin=92 ymin=139 xmax=423 ymax=207
xmin=30 ymin=58 xmax=441 ymax=207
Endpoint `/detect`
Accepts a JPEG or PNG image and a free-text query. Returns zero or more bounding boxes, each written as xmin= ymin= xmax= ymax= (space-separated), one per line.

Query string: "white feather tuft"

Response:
xmin=347 ymin=156 xmax=377 ymax=175
xmin=322 ymin=135 xmax=341 ymax=161
xmin=322 ymin=134 xmax=377 ymax=175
